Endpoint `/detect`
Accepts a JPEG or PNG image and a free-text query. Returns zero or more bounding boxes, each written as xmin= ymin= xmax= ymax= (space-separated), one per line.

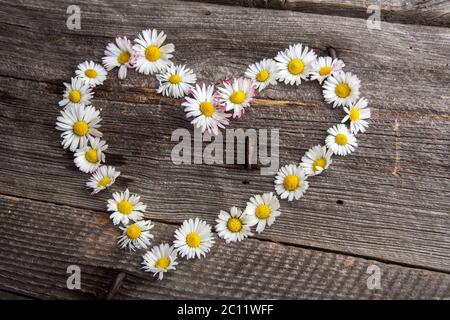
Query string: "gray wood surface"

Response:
xmin=0 ymin=0 xmax=449 ymax=299
xmin=188 ymin=0 xmax=450 ymax=27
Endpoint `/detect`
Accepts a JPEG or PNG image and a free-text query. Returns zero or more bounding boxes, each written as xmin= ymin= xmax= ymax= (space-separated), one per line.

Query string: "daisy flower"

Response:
xmin=275 ymin=44 xmax=317 ymax=85
xmin=342 ymin=97 xmax=371 ymax=134
xmin=274 ymin=164 xmax=309 ymax=201
xmin=310 ymin=56 xmax=345 ymax=84
xmin=55 ymin=104 xmax=102 ymax=152
xmin=118 ymin=220 xmax=154 ymax=252
xmin=244 ymin=58 xmax=279 ymax=91
xmin=182 ymin=84 xmax=230 ymax=135
xmin=142 ymin=243 xmax=178 ymax=280
xmin=102 ymin=36 xmax=136 ymax=80
xmin=245 ymin=193 xmax=281 ymax=233
xmin=133 ymin=29 xmax=174 ymax=75
xmin=86 ymin=165 xmax=120 ymax=194
xmin=215 ymin=207 xmax=253 ymax=243
xmin=73 ymin=137 xmax=107 ymax=173
xmin=75 ymin=60 xmax=107 ymax=87
xmin=173 ymin=218 xmax=215 ymax=259
xmin=300 ymin=145 xmax=333 ymax=176
xmin=217 ymin=77 xmax=255 ymax=118
xmin=323 ymin=71 xmax=361 ymax=108
xmin=325 ymin=124 xmax=358 ymax=156
xmin=156 ymin=64 xmax=197 ymax=98
xmin=107 ymin=189 xmax=147 ymax=225
xmin=58 ymin=77 xmax=93 ymax=109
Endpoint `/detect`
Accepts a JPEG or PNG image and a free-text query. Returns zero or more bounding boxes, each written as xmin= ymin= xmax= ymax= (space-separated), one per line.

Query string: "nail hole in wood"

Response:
xmin=336 ymin=200 xmax=344 ymax=205
xmin=242 ymin=180 xmax=249 ymax=184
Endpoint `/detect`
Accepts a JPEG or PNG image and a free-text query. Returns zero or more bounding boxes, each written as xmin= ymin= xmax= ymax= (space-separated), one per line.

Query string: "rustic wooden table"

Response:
xmin=0 ymin=0 xmax=449 ymax=299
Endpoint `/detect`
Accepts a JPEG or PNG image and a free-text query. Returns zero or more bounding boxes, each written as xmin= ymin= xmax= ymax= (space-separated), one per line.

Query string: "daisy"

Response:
xmin=244 ymin=58 xmax=279 ymax=91
xmin=55 ymin=104 xmax=102 ymax=152
xmin=58 ymin=77 xmax=93 ymax=109
xmin=75 ymin=60 xmax=107 ymax=87
xmin=217 ymin=77 xmax=255 ymax=118
xmin=274 ymin=164 xmax=309 ymax=201
xmin=133 ymin=29 xmax=174 ymax=75
xmin=215 ymin=207 xmax=253 ymax=243
xmin=275 ymin=44 xmax=317 ymax=85
xmin=342 ymin=97 xmax=371 ymax=134
xmin=142 ymin=243 xmax=178 ymax=280
xmin=173 ymin=218 xmax=215 ymax=259
xmin=107 ymin=189 xmax=147 ymax=225
xmin=325 ymin=124 xmax=358 ymax=156
xmin=183 ymin=84 xmax=230 ymax=135
xmin=245 ymin=193 xmax=281 ymax=233
xmin=156 ymin=64 xmax=197 ymax=98
xmin=102 ymin=36 xmax=136 ymax=80
xmin=86 ymin=165 xmax=120 ymax=194
xmin=310 ymin=56 xmax=345 ymax=84
xmin=323 ymin=71 xmax=361 ymax=108
xmin=73 ymin=137 xmax=107 ymax=173
xmin=118 ymin=220 xmax=154 ymax=251
xmin=300 ymin=145 xmax=333 ymax=176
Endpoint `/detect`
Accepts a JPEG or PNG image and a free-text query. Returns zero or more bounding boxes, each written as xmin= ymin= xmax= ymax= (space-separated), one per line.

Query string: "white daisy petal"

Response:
xmin=142 ymin=243 xmax=178 ymax=280
xmin=156 ymin=64 xmax=196 ymax=98
xmin=342 ymin=97 xmax=371 ymax=134
xmin=325 ymin=124 xmax=358 ymax=156
xmin=55 ymin=104 xmax=102 ymax=152
xmin=275 ymin=44 xmax=317 ymax=85
xmin=118 ymin=220 xmax=154 ymax=251
xmin=274 ymin=164 xmax=309 ymax=201
xmin=73 ymin=137 xmax=108 ymax=173
xmin=244 ymin=192 xmax=281 ymax=233
xmin=173 ymin=218 xmax=215 ymax=259
xmin=244 ymin=58 xmax=279 ymax=91
xmin=107 ymin=188 xmax=147 ymax=225
xmin=216 ymin=77 xmax=255 ymax=118
xmin=102 ymin=36 xmax=136 ymax=80
xmin=86 ymin=165 xmax=120 ymax=194
xmin=75 ymin=60 xmax=107 ymax=87
xmin=310 ymin=56 xmax=345 ymax=84
xmin=323 ymin=71 xmax=361 ymax=108
xmin=300 ymin=145 xmax=333 ymax=176
xmin=215 ymin=207 xmax=253 ymax=243
xmin=133 ymin=29 xmax=174 ymax=75
xmin=59 ymin=77 xmax=93 ymax=109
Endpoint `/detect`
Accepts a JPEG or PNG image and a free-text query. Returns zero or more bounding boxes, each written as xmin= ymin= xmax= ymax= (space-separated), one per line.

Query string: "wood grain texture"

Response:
xmin=0 ymin=0 xmax=449 ymax=299
xmin=1 ymin=195 xmax=449 ymax=299
xmin=188 ymin=0 xmax=450 ymax=27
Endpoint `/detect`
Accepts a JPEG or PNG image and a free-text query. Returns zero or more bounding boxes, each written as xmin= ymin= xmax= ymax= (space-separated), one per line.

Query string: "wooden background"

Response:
xmin=0 ymin=0 xmax=449 ymax=299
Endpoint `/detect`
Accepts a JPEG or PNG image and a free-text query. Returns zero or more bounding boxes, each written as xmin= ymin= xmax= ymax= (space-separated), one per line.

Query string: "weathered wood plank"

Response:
xmin=1 ymin=195 xmax=449 ymax=299
xmin=188 ymin=0 xmax=450 ymax=27
xmin=0 ymin=0 xmax=449 ymax=275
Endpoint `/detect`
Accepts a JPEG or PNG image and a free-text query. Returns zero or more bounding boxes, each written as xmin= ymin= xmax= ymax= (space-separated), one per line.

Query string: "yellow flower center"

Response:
xmin=227 ymin=218 xmax=243 ymax=233
xmin=186 ymin=232 xmax=201 ymax=248
xmin=72 ymin=120 xmax=89 ymax=136
xmin=145 ymin=45 xmax=161 ymax=62
xmin=319 ymin=66 xmax=333 ymax=76
xmin=155 ymin=257 xmax=170 ymax=269
xmin=84 ymin=68 xmax=97 ymax=78
xmin=117 ymin=199 xmax=133 ymax=215
xmin=199 ymin=101 xmax=215 ymax=117
xmin=69 ymin=90 xmax=81 ymax=103
xmin=169 ymin=74 xmax=182 ymax=84
xmin=335 ymin=83 xmax=351 ymax=98
xmin=126 ymin=224 xmax=142 ymax=240
xmin=288 ymin=58 xmax=304 ymax=75
xmin=349 ymin=107 xmax=361 ymax=121
xmin=256 ymin=70 xmax=269 ymax=82
xmin=117 ymin=51 xmax=131 ymax=65
xmin=255 ymin=204 xmax=270 ymax=220
xmin=283 ymin=175 xmax=299 ymax=191
xmin=335 ymin=133 xmax=348 ymax=146
xmin=313 ymin=158 xmax=327 ymax=172
xmin=230 ymin=91 xmax=246 ymax=104
xmin=85 ymin=149 xmax=98 ymax=164
xmin=97 ymin=176 xmax=112 ymax=188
